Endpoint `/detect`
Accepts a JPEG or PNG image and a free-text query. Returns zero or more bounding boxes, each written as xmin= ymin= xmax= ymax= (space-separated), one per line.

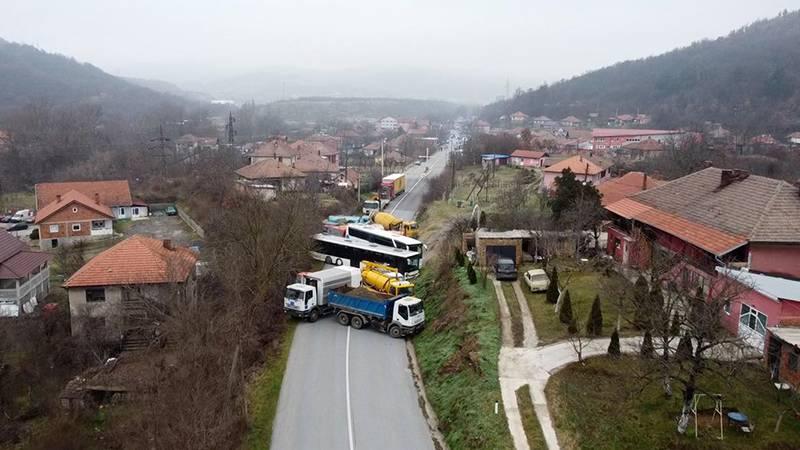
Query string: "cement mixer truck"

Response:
xmin=361 ymin=261 xmax=414 ymax=297
xmin=371 ymin=211 xmax=419 ymax=238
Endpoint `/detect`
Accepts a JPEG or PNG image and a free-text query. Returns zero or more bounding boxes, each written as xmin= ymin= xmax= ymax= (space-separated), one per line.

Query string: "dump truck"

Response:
xmin=380 ymin=173 xmax=406 ymax=200
xmin=283 ymin=267 xmax=361 ymax=322
xmin=362 ymin=195 xmax=389 ymax=215
xmin=329 ymin=289 xmax=424 ymax=337
xmin=371 ymin=211 xmax=419 ymax=238
xmin=361 ymin=261 xmax=414 ymax=297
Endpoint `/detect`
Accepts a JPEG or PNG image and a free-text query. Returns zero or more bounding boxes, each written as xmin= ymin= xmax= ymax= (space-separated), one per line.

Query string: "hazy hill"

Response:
xmin=483 ymin=10 xmax=800 ymax=134
xmin=262 ymin=96 xmax=470 ymax=123
xmin=124 ymin=77 xmax=213 ymax=103
xmin=0 ymin=38 xmax=183 ymax=116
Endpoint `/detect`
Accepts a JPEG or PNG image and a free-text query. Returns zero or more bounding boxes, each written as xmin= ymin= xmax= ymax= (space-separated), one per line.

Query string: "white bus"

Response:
xmin=344 ymin=224 xmax=423 ymax=257
xmin=312 ymin=233 xmax=421 ymax=279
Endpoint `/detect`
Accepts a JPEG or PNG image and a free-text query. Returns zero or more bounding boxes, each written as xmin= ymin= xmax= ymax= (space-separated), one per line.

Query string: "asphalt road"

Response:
xmin=271 ymin=148 xmax=450 ymax=450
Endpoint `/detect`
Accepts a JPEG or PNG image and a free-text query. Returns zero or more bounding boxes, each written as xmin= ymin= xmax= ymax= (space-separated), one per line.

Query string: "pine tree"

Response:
xmin=559 ymin=290 xmax=573 ymax=324
xmin=641 ymin=330 xmax=654 ymax=358
xmin=567 ymin=317 xmax=578 ymax=334
xmin=608 ymin=329 xmax=621 ymax=357
xmin=546 ymin=266 xmax=560 ymax=304
xmin=467 ymin=263 xmax=477 ymax=284
xmin=586 ymin=295 xmax=603 ymax=336
xmin=676 ymin=332 xmax=693 ymax=360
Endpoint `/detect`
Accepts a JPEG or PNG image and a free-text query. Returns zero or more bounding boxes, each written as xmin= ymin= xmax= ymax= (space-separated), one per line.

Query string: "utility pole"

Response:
xmin=149 ymin=125 xmax=171 ymax=178
xmin=380 ymin=138 xmax=385 ymax=178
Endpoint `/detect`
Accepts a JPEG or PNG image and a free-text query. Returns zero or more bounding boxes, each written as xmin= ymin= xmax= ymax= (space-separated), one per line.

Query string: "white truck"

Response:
xmin=284 ymin=266 xmax=425 ymax=337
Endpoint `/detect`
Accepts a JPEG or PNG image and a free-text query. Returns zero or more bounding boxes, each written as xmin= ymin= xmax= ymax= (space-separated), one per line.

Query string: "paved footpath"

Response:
xmin=494 ymin=276 xmax=642 ymax=450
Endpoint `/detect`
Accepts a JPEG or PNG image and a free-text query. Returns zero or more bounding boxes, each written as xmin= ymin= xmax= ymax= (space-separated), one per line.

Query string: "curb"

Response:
xmin=406 ymin=340 xmax=449 ymax=450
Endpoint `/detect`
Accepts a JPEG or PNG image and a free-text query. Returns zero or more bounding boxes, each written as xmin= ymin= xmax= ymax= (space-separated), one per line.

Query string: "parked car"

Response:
xmin=0 ymin=214 xmax=13 ymax=223
xmin=6 ymin=223 xmax=28 ymax=232
xmin=523 ymin=269 xmax=550 ymax=292
xmin=165 ymin=206 xmax=178 ymax=216
xmin=494 ymin=257 xmax=518 ymax=281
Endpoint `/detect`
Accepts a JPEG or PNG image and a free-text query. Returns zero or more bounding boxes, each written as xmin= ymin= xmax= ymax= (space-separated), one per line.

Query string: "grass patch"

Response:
xmin=0 ymin=191 xmax=35 ymax=212
xmin=413 ymin=265 xmax=514 ymax=450
xmin=546 ymin=355 xmax=800 ymax=450
xmin=523 ymin=261 xmax=635 ymax=345
xmin=501 ymin=281 xmax=524 ymax=347
xmin=113 ymin=219 xmax=133 ymax=234
xmin=243 ymin=321 xmax=297 ymax=450
xmin=516 ymin=385 xmax=548 ymax=449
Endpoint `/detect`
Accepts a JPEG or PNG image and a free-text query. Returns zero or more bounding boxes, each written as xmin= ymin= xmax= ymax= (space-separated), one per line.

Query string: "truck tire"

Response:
xmin=388 ymin=325 xmax=403 ymax=338
xmin=350 ymin=316 xmax=364 ymax=330
xmin=308 ymin=308 xmax=320 ymax=323
xmin=337 ymin=312 xmax=350 ymax=326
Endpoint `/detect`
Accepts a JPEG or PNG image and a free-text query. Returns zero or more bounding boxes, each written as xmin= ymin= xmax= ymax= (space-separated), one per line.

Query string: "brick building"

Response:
xmin=35 ymin=190 xmax=115 ymax=249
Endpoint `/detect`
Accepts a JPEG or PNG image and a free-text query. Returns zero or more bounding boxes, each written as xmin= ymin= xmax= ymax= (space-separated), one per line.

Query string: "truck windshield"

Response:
xmin=397 ymin=286 xmax=414 ymax=296
xmin=364 ymin=201 xmax=379 ymax=208
xmin=408 ymin=301 xmax=423 ymax=316
xmin=285 ymin=288 xmax=304 ymax=301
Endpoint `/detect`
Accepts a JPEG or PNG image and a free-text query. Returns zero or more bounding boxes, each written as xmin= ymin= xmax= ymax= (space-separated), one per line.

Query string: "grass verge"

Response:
xmin=243 ymin=321 xmax=297 ymax=449
xmin=0 ymin=191 xmax=35 ymax=211
xmin=523 ymin=261 xmax=635 ymax=345
xmin=501 ymin=281 xmax=524 ymax=347
xmin=516 ymin=385 xmax=548 ymax=449
xmin=546 ymin=355 xmax=800 ymax=450
xmin=413 ymin=265 xmax=514 ymax=450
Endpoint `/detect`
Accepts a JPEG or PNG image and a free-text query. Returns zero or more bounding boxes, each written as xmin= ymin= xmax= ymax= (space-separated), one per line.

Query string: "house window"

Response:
xmin=91 ymin=220 xmax=105 ymax=230
xmin=72 ymin=207 xmax=78 ymax=213
xmin=723 ymin=301 xmax=731 ymax=315
xmin=789 ymin=349 xmax=799 ymax=372
xmin=120 ymin=207 xmax=125 ymax=216
xmin=85 ymin=288 xmax=106 ymax=302
xmin=133 ymin=207 xmax=140 ymax=215
xmin=0 ymin=279 xmax=16 ymax=289
xmin=49 ymin=224 xmax=59 ymax=233
xmin=71 ymin=223 xmax=81 ymax=232
xmin=739 ymin=304 xmax=767 ymax=335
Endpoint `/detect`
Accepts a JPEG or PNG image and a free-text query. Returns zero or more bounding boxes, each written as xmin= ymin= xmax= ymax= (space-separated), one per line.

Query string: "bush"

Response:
xmin=641 ymin=330 xmax=654 ymax=358
xmin=608 ymin=329 xmax=621 ymax=357
xmin=567 ymin=317 xmax=578 ymax=334
xmin=559 ymin=290 xmax=573 ymax=325
xmin=586 ymin=295 xmax=603 ymax=336
xmin=467 ymin=264 xmax=477 ymax=284
xmin=454 ymin=248 xmax=464 ymax=267
xmin=546 ymin=266 xmax=560 ymax=304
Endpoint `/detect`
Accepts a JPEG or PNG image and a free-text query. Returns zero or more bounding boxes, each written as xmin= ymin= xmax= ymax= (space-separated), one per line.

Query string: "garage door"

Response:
xmin=486 ymin=245 xmax=516 ymax=264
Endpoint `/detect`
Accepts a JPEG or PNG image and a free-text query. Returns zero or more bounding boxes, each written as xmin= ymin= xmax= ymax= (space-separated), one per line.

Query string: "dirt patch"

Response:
xmin=439 ymin=335 xmax=481 ymax=375
xmin=124 ymin=216 xmax=197 ymax=246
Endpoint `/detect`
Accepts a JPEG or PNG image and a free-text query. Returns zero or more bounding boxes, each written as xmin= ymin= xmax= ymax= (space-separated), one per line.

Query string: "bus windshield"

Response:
xmin=407 ymin=257 xmax=421 ymax=269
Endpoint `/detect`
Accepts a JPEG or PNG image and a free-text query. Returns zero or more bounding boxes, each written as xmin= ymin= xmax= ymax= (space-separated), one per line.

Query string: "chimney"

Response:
xmin=642 ymin=173 xmax=648 ymax=190
xmin=56 ymin=194 xmax=62 ymax=202
xmin=162 ymin=239 xmax=174 ymax=251
xmin=94 ymin=193 xmax=100 ymax=204
xmin=719 ymin=169 xmax=749 ymax=189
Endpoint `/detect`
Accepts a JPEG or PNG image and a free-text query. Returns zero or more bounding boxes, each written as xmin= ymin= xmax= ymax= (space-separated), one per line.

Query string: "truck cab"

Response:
xmin=284 ymin=267 xmax=361 ymax=322
xmin=393 ymin=296 xmax=425 ymax=333
xmin=403 ymin=221 xmax=419 ymax=238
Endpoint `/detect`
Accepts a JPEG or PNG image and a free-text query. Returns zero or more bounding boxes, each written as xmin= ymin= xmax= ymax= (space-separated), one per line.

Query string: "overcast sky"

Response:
xmin=1 ymin=0 xmax=797 ymax=102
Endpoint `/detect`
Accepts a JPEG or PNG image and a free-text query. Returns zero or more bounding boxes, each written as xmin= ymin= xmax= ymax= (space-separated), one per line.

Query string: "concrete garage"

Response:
xmin=462 ymin=229 xmax=536 ymax=267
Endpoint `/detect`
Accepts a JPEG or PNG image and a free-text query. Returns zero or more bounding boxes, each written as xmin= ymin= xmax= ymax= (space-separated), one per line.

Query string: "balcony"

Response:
xmin=0 ymin=267 xmax=50 ymax=303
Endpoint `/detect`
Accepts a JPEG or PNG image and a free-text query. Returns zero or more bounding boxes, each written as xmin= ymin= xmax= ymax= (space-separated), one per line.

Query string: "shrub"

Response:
xmin=567 ymin=317 xmax=578 ymax=334
xmin=546 ymin=266 xmax=560 ymax=304
xmin=559 ymin=290 xmax=573 ymax=325
xmin=586 ymin=295 xmax=603 ymax=336
xmin=454 ymin=248 xmax=464 ymax=266
xmin=641 ymin=330 xmax=654 ymax=358
xmin=608 ymin=329 xmax=621 ymax=357
xmin=467 ymin=264 xmax=477 ymax=284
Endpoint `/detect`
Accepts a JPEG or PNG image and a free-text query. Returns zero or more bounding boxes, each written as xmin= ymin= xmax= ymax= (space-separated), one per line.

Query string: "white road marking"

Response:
xmin=346 ymin=326 xmax=355 ymax=450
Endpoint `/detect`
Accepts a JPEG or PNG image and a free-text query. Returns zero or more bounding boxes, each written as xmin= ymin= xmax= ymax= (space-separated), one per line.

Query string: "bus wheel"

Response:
xmin=388 ymin=325 xmax=403 ymax=338
xmin=350 ymin=316 xmax=364 ymax=330
xmin=308 ymin=308 xmax=320 ymax=323
xmin=337 ymin=313 xmax=350 ymax=326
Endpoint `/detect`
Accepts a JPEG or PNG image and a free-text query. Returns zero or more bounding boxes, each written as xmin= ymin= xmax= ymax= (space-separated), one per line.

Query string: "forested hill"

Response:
xmin=0 ymin=38 xmax=183 ymax=116
xmin=483 ymin=10 xmax=800 ymax=134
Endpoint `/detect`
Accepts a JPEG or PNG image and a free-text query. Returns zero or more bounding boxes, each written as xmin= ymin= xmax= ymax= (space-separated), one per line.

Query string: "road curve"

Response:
xmin=271 ymin=149 xmax=450 ymax=450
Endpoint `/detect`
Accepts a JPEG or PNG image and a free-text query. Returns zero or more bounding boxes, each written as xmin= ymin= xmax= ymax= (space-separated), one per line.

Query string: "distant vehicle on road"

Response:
xmin=381 ymin=173 xmax=406 ymax=200
xmin=494 ymin=257 xmax=518 ymax=281
xmin=523 ymin=269 xmax=550 ymax=292
xmin=362 ymin=196 xmax=389 ymax=215
xmin=414 ymin=160 xmax=421 ymax=166
xmin=11 ymin=209 xmax=34 ymax=223
xmin=312 ymin=233 xmax=421 ymax=279
xmin=347 ymin=223 xmax=422 ymax=254
xmin=165 ymin=206 xmax=178 ymax=216
xmin=370 ymin=211 xmax=419 ymax=238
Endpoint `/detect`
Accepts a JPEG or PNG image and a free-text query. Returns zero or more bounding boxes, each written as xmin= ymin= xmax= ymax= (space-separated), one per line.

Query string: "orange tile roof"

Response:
xmin=235 ymin=159 xmax=306 ymax=180
xmin=543 ymin=155 xmax=605 ymax=175
xmin=605 ymin=198 xmax=747 ymax=256
xmin=598 ymin=172 xmax=664 ymax=206
xmin=36 ymin=180 xmax=132 ymax=210
xmin=35 ymin=190 xmax=114 ymax=224
xmin=250 ymin=139 xmax=295 ymax=158
xmin=64 ymin=235 xmax=198 ymax=288
xmin=510 ymin=149 xmax=547 ymax=159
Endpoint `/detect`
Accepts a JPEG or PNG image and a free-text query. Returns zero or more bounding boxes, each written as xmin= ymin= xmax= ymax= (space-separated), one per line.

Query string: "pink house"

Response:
xmin=592 ymin=128 xmax=685 ymax=150
xmin=510 ymin=149 xmax=548 ymax=168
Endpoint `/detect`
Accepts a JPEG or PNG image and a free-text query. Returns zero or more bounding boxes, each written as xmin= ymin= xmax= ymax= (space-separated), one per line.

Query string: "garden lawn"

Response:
xmin=501 ymin=281 xmax=524 ymax=347
xmin=523 ymin=262 xmax=636 ymax=345
xmin=546 ymin=355 xmax=800 ymax=450
xmin=516 ymin=385 xmax=548 ymax=449
xmin=243 ymin=321 xmax=297 ymax=450
xmin=413 ymin=266 xmax=514 ymax=450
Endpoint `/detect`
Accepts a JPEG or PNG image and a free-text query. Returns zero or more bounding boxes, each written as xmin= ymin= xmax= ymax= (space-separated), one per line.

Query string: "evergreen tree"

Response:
xmin=608 ymin=329 xmax=621 ymax=357
xmin=641 ymin=330 xmax=654 ymax=358
xmin=546 ymin=266 xmax=560 ymax=304
xmin=559 ymin=290 xmax=573 ymax=324
xmin=454 ymin=248 xmax=464 ymax=266
xmin=567 ymin=317 xmax=578 ymax=334
xmin=467 ymin=263 xmax=477 ymax=284
xmin=676 ymin=332 xmax=693 ymax=360
xmin=586 ymin=295 xmax=603 ymax=336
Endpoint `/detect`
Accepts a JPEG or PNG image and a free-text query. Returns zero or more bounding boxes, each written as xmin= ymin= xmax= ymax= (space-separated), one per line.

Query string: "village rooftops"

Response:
xmin=716 ymin=267 xmax=800 ymax=302
xmin=249 ymin=139 xmax=296 ymax=158
xmin=63 ymin=235 xmax=198 ymax=288
xmin=0 ymin=230 xmax=51 ymax=280
xmin=292 ymin=154 xmax=339 ymax=173
xmin=235 ymin=159 xmax=306 ymax=180
xmin=290 ymin=140 xmax=338 ymax=157
xmin=36 ymin=180 xmax=133 ymax=210
xmin=561 ymin=116 xmax=581 ymax=123
xmin=542 ymin=155 xmax=604 ymax=175
xmin=598 ymin=171 xmax=664 ymax=206
xmin=510 ymin=149 xmax=547 ymax=159
xmin=592 ymin=128 xmax=683 ymax=138
xmin=34 ymin=190 xmax=115 ymax=224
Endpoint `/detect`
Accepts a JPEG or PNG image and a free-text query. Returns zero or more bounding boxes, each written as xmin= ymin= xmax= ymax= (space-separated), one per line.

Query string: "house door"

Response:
xmin=738 ymin=304 xmax=767 ymax=351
